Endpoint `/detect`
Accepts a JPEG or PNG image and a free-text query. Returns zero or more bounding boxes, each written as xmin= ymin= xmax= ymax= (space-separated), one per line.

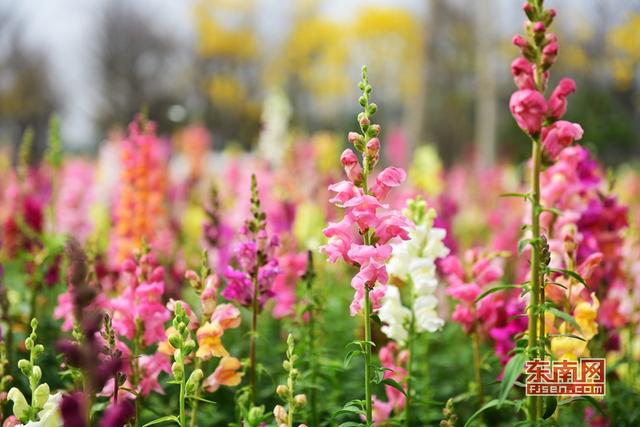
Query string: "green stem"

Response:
xmin=527 ymin=136 xmax=542 ymax=421
xmin=405 ymin=310 xmax=415 ymax=427
xmin=308 ymin=307 xmax=318 ymax=427
xmin=471 ymin=331 xmax=485 ymax=409
xmin=132 ymin=320 xmax=142 ymax=427
xmin=363 ymin=286 xmax=373 ymax=424
xmin=189 ymin=359 xmax=202 ymax=427
xmin=179 ymin=367 xmax=186 ymax=427
xmin=249 ymin=273 xmax=259 ymax=404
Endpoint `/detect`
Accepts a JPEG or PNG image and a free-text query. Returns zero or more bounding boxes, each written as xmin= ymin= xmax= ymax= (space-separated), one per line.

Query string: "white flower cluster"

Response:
xmin=379 ymin=201 xmax=450 ymax=343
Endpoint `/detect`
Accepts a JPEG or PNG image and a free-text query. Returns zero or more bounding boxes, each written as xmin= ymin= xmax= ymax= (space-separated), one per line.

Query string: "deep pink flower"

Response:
xmin=341 ymin=149 xmax=363 ymax=184
xmin=511 ymin=57 xmax=535 ymax=90
xmin=542 ymin=120 xmax=584 ymax=159
xmin=509 ymin=89 xmax=547 ymax=134
xmin=547 ymin=78 xmax=576 ymax=119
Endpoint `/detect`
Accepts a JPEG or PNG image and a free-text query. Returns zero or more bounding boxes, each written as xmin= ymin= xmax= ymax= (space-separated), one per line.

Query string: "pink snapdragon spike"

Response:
xmin=271 ymin=252 xmax=307 ymax=319
xmin=221 ymin=175 xmax=280 ymax=310
xmin=443 ymin=250 xmax=527 ymax=365
xmin=509 ymin=13 xmax=581 ymax=161
xmin=320 ymin=68 xmax=410 ymax=318
xmin=108 ymin=249 xmax=171 ymax=397
xmin=55 ymin=160 xmax=95 ymax=243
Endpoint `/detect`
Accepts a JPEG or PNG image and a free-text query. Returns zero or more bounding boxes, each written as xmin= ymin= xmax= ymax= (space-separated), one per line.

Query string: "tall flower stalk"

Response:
xmin=222 ymin=174 xmax=280 ymax=404
xmin=321 ymin=66 xmax=411 ymax=424
xmin=509 ymin=0 xmax=583 ymax=421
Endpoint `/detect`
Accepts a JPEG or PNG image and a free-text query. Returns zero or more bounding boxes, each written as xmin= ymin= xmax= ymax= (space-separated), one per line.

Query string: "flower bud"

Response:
xmin=32 ymin=383 xmax=50 ymax=409
xmin=247 ymin=406 xmax=265 ymax=425
xmin=366 ymin=138 xmax=380 ymax=156
xmin=294 ymin=394 xmax=307 ymax=407
xmin=522 ymin=2 xmax=535 ymax=20
xmin=347 ymin=132 xmax=362 ymax=144
xmin=172 ymin=362 xmax=184 ymax=381
xmin=183 ymin=339 xmax=196 ymax=355
xmin=273 ymin=405 xmax=287 ymax=423
xmin=168 ymin=332 xmax=182 ymax=349
xmin=358 ymin=113 xmax=369 ymax=127
xmin=186 ymin=369 xmax=203 ymax=395
xmin=31 ymin=366 xmax=42 ymax=384
xmin=17 ymin=359 xmax=31 ymax=376
xmin=276 ymin=384 xmax=289 ymax=398
xmin=121 ymin=258 xmax=137 ymax=273
xmin=533 ymin=22 xmax=545 ymax=33
xmin=185 ymin=270 xmax=199 ymax=283
xmin=368 ymin=124 xmax=381 ymax=137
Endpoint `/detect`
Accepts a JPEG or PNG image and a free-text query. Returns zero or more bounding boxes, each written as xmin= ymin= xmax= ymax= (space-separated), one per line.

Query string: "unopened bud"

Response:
xmin=522 ymin=2 xmax=535 ymax=20
xmin=366 ymin=138 xmax=380 ymax=156
xmin=358 ymin=113 xmax=370 ymax=127
xmin=273 ymin=405 xmax=287 ymax=423
xmin=185 ymin=270 xmax=199 ymax=282
xmin=276 ymin=384 xmax=289 ymax=398
xmin=172 ymin=362 xmax=184 ymax=381
xmin=168 ymin=332 xmax=182 ymax=349
xmin=533 ymin=22 xmax=545 ymax=33
xmin=294 ymin=394 xmax=307 ymax=407
xmin=185 ymin=369 xmax=203 ymax=395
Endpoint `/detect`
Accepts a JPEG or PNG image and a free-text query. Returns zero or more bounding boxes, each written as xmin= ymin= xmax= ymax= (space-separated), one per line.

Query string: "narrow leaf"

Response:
xmin=142 ymin=415 xmax=180 ymax=427
xmin=475 ymin=285 xmax=521 ymax=303
xmin=499 ymin=353 xmax=526 ymax=406
xmin=381 ymin=378 xmax=407 ymax=396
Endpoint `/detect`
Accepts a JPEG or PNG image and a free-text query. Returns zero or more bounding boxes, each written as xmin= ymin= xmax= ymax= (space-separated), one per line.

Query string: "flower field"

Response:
xmin=1 ymin=1 xmax=640 ymax=426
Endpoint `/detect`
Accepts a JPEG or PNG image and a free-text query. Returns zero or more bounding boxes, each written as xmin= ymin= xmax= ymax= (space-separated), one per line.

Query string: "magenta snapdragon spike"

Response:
xmin=320 ymin=66 xmax=411 ymax=424
xmin=222 ymin=174 xmax=280 ymax=404
xmin=222 ymin=176 xmax=280 ymax=310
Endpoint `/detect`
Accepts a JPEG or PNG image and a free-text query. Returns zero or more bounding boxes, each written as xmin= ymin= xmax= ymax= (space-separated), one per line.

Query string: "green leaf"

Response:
xmin=500 ymin=192 xmax=530 ymax=199
xmin=464 ymin=399 xmax=521 ymax=427
xmin=546 ymin=307 xmax=582 ymax=333
xmin=142 ymin=415 xmax=180 ymax=426
xmin=547 ymin=333 xmax=585 ymax=342
xmin=557 ymin=395 xmax=606 ymax=417
xmin=188 ymin=395 xmax=216 ymax=404
xmin=499 ymin=353 xmax=526 ymax=406
xmin=543 ymin=396 xmax=557 ymax=419
xmin=381 ymin=378 xmax=407 ymax=396
xmin=344 ymin=349 xmax=361 ymax=368
xmin=550 ymin=268 xmax=588 ymax=287
xmin=475 ymin=285 xmax=521 ymax=303
xmin=518 ymin=238 xmax=532 ymax=254
xmin=339 ymin=422 xmax=365 ymax=427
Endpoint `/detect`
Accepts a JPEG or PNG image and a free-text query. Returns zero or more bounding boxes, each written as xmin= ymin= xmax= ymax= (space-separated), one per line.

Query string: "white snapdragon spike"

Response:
xmin=381 ymin=201 xmax=450 ymax=342
xmin=413 ymin=295 xmax=444 ymax=333
xmin=378 ymin=285 xmax=411 ymax=343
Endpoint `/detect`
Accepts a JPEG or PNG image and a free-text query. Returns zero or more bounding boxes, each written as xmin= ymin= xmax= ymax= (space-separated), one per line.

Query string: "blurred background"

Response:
xmin=0 ymin=0 xmax=639 ymax=167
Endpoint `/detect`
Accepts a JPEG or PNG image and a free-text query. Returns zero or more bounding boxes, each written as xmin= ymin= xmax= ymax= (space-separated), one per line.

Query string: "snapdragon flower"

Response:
xmin=379 ymin=200 xmax=449 ymax=343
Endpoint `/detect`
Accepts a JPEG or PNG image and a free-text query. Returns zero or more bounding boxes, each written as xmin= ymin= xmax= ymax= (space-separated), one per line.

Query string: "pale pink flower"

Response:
xmin=211 ymin=303 xmax=242 ymax=330
xmin=138 ymin=353 xmax=171 ymax=396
